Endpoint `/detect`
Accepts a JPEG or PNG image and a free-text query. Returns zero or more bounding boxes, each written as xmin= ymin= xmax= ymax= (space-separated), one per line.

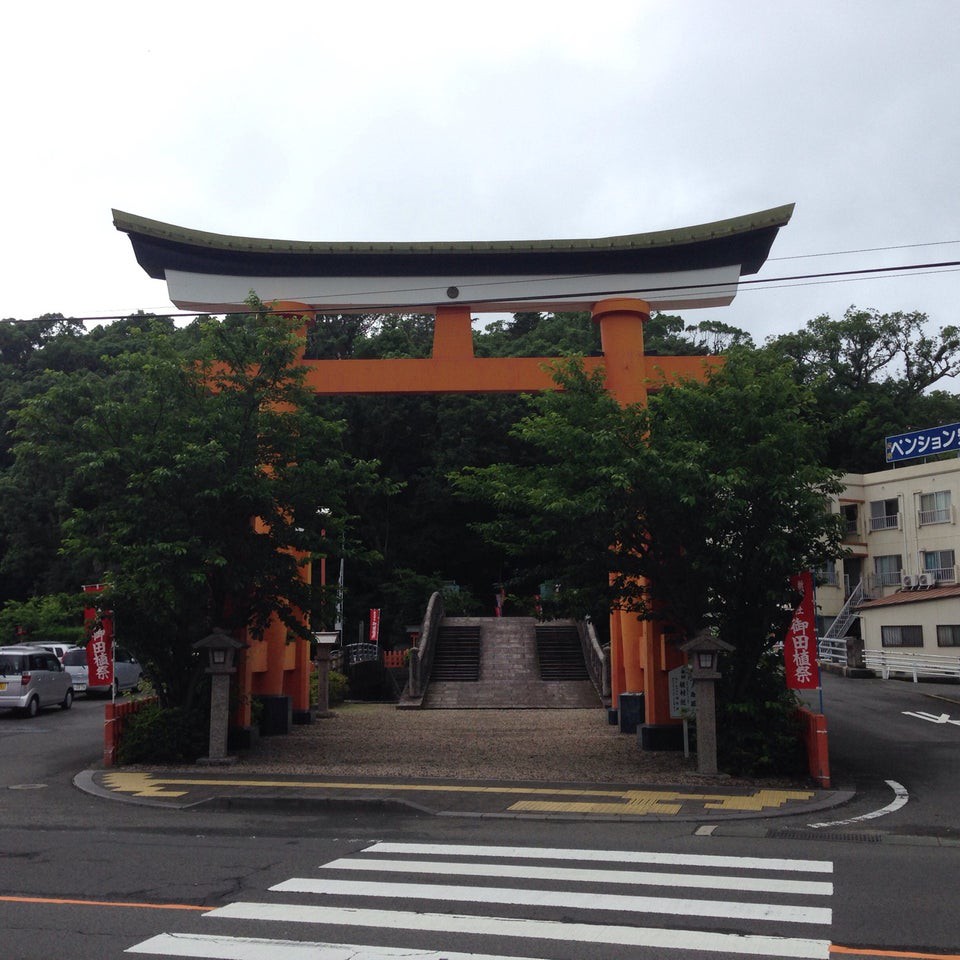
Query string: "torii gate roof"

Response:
xmin=113 ymin=204 xmax=793 ymax=314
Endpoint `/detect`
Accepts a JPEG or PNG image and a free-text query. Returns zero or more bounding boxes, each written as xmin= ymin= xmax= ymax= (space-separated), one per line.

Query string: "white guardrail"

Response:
xmin=863 ymin=649 xmax=960 ymax=682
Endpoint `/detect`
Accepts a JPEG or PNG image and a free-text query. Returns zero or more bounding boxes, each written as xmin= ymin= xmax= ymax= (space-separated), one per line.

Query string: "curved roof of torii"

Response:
xmin=113 ymin=204 xmax=794 ymax=314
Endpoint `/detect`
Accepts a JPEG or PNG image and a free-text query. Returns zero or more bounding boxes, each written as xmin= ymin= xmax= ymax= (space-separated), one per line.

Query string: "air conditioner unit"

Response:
xmin=900 ymin=574 xmax=915 ymax=589
xmin=917 ymin=573 xmax=935 ymax=588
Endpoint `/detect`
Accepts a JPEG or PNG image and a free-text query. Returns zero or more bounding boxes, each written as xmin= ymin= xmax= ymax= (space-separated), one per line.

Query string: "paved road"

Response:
xmin=0 ymin=692 xmax=102 ymax=790
xmin=2 ymin=673 xmax=960 ymax=958
xmin=799 ymin=670 xmax=960 ymax=836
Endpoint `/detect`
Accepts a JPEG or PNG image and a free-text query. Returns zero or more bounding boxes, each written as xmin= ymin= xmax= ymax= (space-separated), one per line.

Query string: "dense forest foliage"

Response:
xmin=1 ymin=303 xmax=959 ymax=730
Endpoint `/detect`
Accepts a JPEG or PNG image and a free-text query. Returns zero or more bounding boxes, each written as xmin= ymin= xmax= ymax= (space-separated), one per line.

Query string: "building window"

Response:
xmin=919 ymin=490 xmax=952 ymax=526
xmin=874 ymin=554 xmax=903 ymax=587
xmin=881 ymin=625 xmax=923 ymax=647
xmin=841 ymin=504 xmax=859 ymax=537
xmin=923 ymin=550 xmax=956 ymax=584
xmin=869 ymin=498 xmax=900 ymax=531
xmin=816 ymin=562 xmax=839 ymax=586
xmin=936 ymin=625 xmax=960 ymax=647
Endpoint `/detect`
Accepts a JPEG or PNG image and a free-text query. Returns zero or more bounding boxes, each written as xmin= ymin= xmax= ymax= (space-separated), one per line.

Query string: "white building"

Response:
xmin=818 ymin=458 xmax=960 ymax=665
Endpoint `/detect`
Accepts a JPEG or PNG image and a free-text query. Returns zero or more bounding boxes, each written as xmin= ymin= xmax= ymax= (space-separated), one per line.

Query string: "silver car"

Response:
xmin=0 ymin=645 xmax=75 ymax=717
xmin=62 ymin=646 xmax=142 ymax=697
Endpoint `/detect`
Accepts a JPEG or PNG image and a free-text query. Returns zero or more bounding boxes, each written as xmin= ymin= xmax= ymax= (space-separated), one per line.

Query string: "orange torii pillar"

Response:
xmin=591 ymin=298 xmax=688 ymax=750
xmin=238 ymin=301 xmax=318 ymax=733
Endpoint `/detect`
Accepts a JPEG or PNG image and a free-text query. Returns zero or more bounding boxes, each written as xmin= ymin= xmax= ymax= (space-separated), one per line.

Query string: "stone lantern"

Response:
xmin=193 ymin=629 xmax=246 ymax=764
xmin=312 ymin=630 xmax=340 ymax=718
xmin=677 ymin=628 xmax=735 ymax=775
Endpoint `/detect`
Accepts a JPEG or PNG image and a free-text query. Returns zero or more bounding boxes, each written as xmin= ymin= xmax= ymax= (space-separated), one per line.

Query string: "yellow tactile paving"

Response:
xmin=99 ymin=771 xmax=816 ymax=817
xmin=509 ymin=798 xmax=684 ymax=815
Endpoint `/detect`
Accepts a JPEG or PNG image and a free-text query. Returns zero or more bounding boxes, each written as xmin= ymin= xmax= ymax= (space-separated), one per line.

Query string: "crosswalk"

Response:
xmin=126 ymin=841 xmax=834 ymax=960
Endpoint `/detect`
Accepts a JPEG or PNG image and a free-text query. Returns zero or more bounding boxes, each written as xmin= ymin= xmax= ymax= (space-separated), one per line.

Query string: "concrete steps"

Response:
xmin=431 ymin=624 xmax=481 ymax=681
xmin=422 ymin=617 xmax=599 ymax=709
xmin=535 ymin=623 xmax=590 ymax=680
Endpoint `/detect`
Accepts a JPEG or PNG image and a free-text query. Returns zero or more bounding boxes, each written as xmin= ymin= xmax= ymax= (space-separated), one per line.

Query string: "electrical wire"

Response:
xmin=767 ymin=238 xmax=960 ymax=261
xmin=6 ymin=252 xmax=960 ymax=325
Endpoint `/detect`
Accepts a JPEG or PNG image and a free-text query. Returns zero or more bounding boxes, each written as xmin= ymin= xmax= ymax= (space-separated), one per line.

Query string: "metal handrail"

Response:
xmin=818 ymin=579 xmax=864 ymax=665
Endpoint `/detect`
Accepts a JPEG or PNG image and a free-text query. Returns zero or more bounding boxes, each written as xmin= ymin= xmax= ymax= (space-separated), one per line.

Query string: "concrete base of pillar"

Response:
xmin=228 ymin=724 xmax=259 ymax=750
xmin=255 ymin=694 xmax=292 ymax=735
xmin=638 ymin=723 xmax=684 ymax=751
xmin=197 ymin=755 xmax=239 ymax=766
xmin=292 ymin=709 xmax=313 ymax=725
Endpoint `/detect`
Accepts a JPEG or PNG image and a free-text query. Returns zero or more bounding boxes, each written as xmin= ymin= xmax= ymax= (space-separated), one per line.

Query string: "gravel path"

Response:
xmin=236 ymin=702 xmax=776 ymax=787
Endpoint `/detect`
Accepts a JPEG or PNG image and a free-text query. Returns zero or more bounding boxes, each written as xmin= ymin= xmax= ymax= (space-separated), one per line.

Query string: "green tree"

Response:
xmin=764 ymin=307 xmax=960 ymax=471
xmin=453 ymin=351 xmax=844 ymax=772
xmin=476 ymin=311 xmax=601 ymax=358
xmin=5 ymin=303 xmax=381 ymax=706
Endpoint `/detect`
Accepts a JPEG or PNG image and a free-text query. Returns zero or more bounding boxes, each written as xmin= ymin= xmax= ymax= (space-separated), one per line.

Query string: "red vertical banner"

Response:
xmin=83 ymin=583 xmax=114 ymax=689
xmin=368 ymin=608 xmax=380 ymax=645
xmin=784 ymin=571 xmax=819 ymax=690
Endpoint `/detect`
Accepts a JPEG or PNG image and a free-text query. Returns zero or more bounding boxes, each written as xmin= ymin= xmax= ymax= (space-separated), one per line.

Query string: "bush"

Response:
xmin=308 ymin=668 xmax=349 ymax=707
xmin=328 ymin=670 xmax=348 ymax=706
xmin=717 ymin=659 xmax=807 ymax=777
xmin=116 ymin=703 xmax=208 ymax=764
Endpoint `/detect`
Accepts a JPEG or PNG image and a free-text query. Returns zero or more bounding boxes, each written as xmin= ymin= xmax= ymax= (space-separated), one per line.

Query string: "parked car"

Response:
xmin=35 ymin=642 xmax=82 ymax=664
xmin=0 ymin=645 xmax=74 ymax=716
xmin=61 ymin=647 xmax=89 ymax=696
xmin=62 ymin=646 xmax=142 ymax=697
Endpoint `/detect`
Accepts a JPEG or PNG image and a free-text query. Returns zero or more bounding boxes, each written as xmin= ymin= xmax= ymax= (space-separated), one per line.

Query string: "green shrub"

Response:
xmin=328 ymin=670 xmax=348 ymax=706
xmin=116 ymin=703 xmax=208 ymax=764
xmin=717 ymin=657 xmax=807 ymax=777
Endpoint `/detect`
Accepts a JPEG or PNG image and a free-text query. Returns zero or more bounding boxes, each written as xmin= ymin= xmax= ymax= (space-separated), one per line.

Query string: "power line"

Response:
xmin=768 ymin=238 xmax=960 ymax=261
xmin=5 ymin=256 xmax=960 ymax=326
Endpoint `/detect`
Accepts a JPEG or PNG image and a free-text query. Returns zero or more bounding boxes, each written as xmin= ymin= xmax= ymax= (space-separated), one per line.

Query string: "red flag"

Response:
xmin=83 ymin=584 xmax=114 ymax=689
xmin=368 ymin=608 xmax=380 ymax=645
xmin=784 ymin=572 xmax=819 ymax=689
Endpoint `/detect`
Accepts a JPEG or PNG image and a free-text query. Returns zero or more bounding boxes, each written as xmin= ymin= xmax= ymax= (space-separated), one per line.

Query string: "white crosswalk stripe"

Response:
xmin=320 ymin=855 xmax=834 ymax=895
xmin=125 ymin=841 xmax=834 ymax=960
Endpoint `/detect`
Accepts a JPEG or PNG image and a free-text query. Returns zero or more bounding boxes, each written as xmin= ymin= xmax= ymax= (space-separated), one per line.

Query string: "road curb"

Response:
xmin=75 ymin=768 xmax=856 ymax=822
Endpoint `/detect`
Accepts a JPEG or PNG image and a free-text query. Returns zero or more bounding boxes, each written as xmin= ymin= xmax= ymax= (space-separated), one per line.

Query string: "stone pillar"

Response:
xmin=693 ymin=676 xmax=720 ymax=775
xmin=205 ymin=669 xmax=233 ymax=762
xmin=314 ymin=645 xmax=334 ymax=717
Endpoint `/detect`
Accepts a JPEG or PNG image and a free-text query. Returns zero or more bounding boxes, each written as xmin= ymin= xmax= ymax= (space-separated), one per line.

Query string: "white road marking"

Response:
xmin=809 ymin=779 xmax=909 ymax=829
xmin=902 ymin=710 xmax=960 ymax=726
xmin=207 ymin=903 xmax=831 ymax=959
xmin=321 ymin=855 xmax=833 ymax=895
xmin=127 ymin=932 xmax=549 ymax=959
xmin=364 ymin=841 xmax=834 ymax=873
xmin=270 ymin=877 xmax=832 ymax=925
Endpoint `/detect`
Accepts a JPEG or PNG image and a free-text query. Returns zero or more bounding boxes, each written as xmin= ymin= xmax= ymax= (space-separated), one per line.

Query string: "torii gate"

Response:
xmin=114 ymin=204 xmax=793 ymax=746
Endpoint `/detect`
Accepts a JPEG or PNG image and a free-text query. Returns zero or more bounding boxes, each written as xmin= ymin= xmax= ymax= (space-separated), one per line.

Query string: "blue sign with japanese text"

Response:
xmin=885 ymin=423 xmax=960 ymax=463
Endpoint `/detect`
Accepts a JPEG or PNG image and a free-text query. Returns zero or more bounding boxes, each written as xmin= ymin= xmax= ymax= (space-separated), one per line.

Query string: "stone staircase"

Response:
xmin=535 ymin=623 xmax=590 ymax=680
xmin=422 ymin=617 xmax=599 ymax=709
xmin=431 ymin=623 xmax=481 ymax=681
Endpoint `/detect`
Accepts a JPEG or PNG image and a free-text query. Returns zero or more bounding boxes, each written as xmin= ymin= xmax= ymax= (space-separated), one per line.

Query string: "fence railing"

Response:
xmin=868 ymin=513 xmax=900 ymax=532
xmin=863 ymin=649 xmax=960 ymax=682
xmin=918 ymin=506 xmax=953 ymax=526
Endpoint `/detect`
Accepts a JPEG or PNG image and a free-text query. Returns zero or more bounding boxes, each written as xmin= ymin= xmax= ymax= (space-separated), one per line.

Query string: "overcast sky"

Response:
xmin=4 ymin=1 xmax=958 ymax=345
